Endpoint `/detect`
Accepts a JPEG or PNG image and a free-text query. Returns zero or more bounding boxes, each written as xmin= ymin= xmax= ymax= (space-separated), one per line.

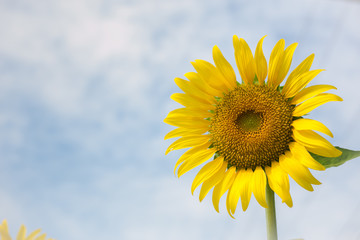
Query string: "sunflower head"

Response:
xmin=210 ymin=84 xmax=294 ymax=170
xmin=0 ymin=219 xmax=55 ymax=240
xmin=164 ymin=35 xmax=342 ymax=217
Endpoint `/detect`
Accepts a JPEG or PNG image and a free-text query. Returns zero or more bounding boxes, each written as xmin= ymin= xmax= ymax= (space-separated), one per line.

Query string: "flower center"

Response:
xmin=210 ymin=84 xmax=294 ymax=170
xmin=236 ymin=111 xmax=263 ymax=132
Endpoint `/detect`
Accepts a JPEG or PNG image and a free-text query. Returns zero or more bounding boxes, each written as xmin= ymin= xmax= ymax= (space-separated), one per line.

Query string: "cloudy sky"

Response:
xmin=0 ymin=0 xmax=359 ymax=239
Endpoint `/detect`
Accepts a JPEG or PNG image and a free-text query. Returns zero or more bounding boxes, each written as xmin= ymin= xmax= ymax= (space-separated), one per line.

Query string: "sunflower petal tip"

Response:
xmin=164 ymin=132 xmax=170 ymax=140
xmin=191 ymin=184 xmax=198 ymax=195
xmin=241 ymin=202 xmax=249 ymax=212
xmin=335 ymin=149 xmax=343 ymax=157
xmin=165 ymin=145 xmax=174 ymax=154
xmin=284 ymin=200 xmax=293 ymax=208
xmin=317 ymin=164 xmax=326 ymax=171
xmin=226 ymin=207 xmax=236 ymax=219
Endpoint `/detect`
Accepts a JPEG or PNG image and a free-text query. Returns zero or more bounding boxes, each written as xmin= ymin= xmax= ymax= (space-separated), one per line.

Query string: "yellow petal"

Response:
xmin=164 ymin=127 xmax=207 ymax=140
xmin=199 ymin=161 xmax=228 ymax=201
xmin=173 ymin=142 xmax=211 ymax=175
xmin=25 ymin=229 xmax=41 ymax=240
xmin=292 ymin=118 xmax=333 ymax=137
xmin=164 ymin=116 xmax=209 ymax=130
xmin=293 ymin=93 xmax=343 ymax=116
xmin=254 ymin=35 xmax=268 ymax=85
xmin=212 ymin=45 xmax=237 ymax=89
xmin=291 ymin=84 xmax=337 ymax=105
xmin=226 ymin=170 xmax=243 ymax=217
xmin=174 ymin=78 xmax=216 ymax=104
xmin=185 ymin=72 xmax=223 ymax=97
xmin=165 ymin=135 xmax=210 ymax=155
xmin=272 ymin=42 xmax=298 ymax=88
xmin=285 ymin=151 xmax=321 ymax=186
xmin=283 ymin=53 xmax=314 ymax=93
xmin=282 ymin=69 xmax=324 ymax=98
xmin=251 ymin=166 xmax=268 ymax=208
xmin=191 ymin=60 xmax=229 ymax=93
xmin=17 ymin=225 xmax=26 ymax=240
xmin=164 ymin=115 xmax=208 ymax=124
xmin=0 ymin=219 xmax=8 ymax=229
xmin=279 ymin=153 xmax=319 ymax=192
xmin=240 ymin=38 xmax=257 ymax=84
xmin=293 ymin=129 xmax=342 ymax=157
xmin=191 ymin=156 xmax=225 ymax=194
xmin=171 ymin=93 xmax=215 ymax=110
xmin=265 ymin=162 xmax=293 ymax=207
xmin=0 ymin=220 xmax=11 ymax=240
xmin=212 ymin=166 xmax=236 ymax=212
xmin=34 ymin=234 xmax=46 ymax=240
xmin=289 ymin=142 xmax=325 ymax=171
xmin=276 ymin=43 xmax=298 ymax=86
xmin=166 ymin=107 xmax=212 ymax=119
xmin=177 ymin=148 xmax=216 ymax=177
xmin=268 ymin=39 xmax=285 ymax=87
xmin=233 ymin=35 xmax=256 ymax=84
xmin=239 ymin=169 xmax=253 ymax=211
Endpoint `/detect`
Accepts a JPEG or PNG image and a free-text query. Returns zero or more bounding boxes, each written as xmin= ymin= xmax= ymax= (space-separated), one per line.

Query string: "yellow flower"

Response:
xmin=0 ymin=220 xmax=55 ymax=240
xmin=164 ymin=35 xmax=342 ymax=217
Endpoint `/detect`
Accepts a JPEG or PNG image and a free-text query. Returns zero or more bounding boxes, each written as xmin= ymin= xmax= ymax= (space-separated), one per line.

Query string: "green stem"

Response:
xmin=265 ymin=183 xmax=278 ymax=240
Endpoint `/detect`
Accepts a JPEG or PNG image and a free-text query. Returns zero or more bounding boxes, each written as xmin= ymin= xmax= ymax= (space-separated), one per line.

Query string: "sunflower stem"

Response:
xmin=265 ymin=182 xmax=278 ymax=240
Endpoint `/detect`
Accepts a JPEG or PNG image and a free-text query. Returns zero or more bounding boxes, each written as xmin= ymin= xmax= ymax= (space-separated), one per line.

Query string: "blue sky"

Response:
xmin=0 ymin=0 xmax=359 ymax=239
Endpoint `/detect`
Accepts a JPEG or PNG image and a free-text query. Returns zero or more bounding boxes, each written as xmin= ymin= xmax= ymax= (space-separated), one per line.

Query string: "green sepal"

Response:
xmin=253 ymin=75 xmax=259 ymax=85
xmin=310 ymin=147 xmax=360 ymax=169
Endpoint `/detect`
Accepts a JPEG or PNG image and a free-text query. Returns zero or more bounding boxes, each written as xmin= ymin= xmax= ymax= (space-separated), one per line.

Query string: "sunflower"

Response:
xmin=164 ymin=35 xmax=342 ymax=217
xmin=0 ymin=220 xmax=55 ymax=240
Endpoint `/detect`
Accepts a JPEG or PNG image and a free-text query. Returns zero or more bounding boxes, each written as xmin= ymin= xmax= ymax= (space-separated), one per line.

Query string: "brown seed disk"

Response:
xmin=209 ymin=84 xmax=293 ymax=170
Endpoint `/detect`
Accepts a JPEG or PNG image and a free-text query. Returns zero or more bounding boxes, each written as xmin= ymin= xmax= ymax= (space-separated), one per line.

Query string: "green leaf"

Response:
xmin=310 ymin=147 xmax=360 ymax=169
